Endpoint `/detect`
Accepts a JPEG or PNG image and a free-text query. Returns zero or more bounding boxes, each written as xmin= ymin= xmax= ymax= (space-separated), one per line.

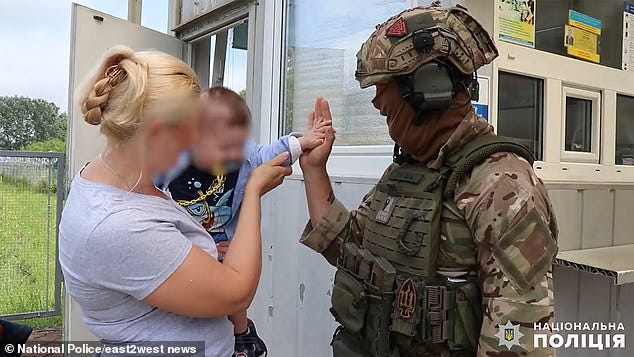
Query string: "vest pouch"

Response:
xmin=362 ymin=282 xmax=395 ymax=357
xmin=331 ymin=326 xmax=373 ymax=357
xmin=444 ymin=277 xmax=481 ymax=351
xmin=331 ymin=268 xmax=368 ymax=333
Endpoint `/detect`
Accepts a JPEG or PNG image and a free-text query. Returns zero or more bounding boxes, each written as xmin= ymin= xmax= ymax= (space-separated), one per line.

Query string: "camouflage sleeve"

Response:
xmin=454 ymin=152 xmax=558 ymax=356
xmin=300 ymin=188 xmax=374 ymax=266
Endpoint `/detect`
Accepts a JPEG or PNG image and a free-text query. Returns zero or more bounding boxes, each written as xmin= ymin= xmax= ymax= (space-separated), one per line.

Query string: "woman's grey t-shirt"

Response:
xmin=59 ymin=173 xmax=234 ymax=356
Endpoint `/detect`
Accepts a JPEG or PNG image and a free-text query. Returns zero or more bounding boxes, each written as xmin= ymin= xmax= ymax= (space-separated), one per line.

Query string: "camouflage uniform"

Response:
xmin=300 ymin=5 xmax=558 ymax=357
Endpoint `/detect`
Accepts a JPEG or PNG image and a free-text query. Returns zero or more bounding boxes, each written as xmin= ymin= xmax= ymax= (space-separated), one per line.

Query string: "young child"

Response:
xmin=158 ymin=86 xmax=331 ymax=357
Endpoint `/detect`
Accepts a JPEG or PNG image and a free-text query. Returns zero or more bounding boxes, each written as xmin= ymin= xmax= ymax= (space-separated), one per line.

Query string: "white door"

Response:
xmin=65 ymin=3 xmax=185 ymax=341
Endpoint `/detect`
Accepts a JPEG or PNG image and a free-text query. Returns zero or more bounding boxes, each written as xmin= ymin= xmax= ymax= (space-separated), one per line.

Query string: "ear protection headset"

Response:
xmin=396 ymin=30 xmax=480 ymax=124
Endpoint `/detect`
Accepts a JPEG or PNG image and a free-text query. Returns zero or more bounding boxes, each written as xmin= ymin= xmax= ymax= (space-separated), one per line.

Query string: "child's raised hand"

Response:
xmin=298 ymin=114 xmax=332 ymax=150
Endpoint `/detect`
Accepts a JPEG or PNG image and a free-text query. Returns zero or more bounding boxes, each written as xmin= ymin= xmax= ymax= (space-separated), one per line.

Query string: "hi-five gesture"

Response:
xmin=300 ymin=97 xmax=336 ymax=169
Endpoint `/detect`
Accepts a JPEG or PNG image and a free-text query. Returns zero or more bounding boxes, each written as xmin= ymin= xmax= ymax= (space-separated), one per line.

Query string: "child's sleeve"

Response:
xmin=247 ymin=134 xmax=303 ymax=167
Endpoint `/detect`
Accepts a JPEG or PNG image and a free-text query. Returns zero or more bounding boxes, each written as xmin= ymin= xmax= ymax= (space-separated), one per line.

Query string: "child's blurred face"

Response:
xmin=190 ymin=96 xmax=250 ymax=171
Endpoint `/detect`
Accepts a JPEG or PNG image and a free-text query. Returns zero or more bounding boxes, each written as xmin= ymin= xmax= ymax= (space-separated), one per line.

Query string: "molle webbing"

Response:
xmin=443 ymin=135 xmax=535 ymax=200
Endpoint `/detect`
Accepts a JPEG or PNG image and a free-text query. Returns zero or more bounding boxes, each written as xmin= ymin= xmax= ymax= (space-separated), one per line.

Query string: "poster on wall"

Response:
xmin=565 ymin=10 xmax=601 ymax=63
xmin=497 ymin=0 xmax=536 ymax=48
xmin=564 ymin=25 xmax=600 ymax=63
xmin=472 ymin=76 xmax=490 ymax=121
xmin=623 ymin=2 xmax=634 ymax=71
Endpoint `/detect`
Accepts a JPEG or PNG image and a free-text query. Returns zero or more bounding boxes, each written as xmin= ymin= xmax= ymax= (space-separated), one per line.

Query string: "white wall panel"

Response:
xmin=548 ymin=189 xmax=583 ymax=251
xmin=613 ymin=190 xmax=634 ymax=246
xmin=581 ymin=190 xmax=615 ymax=249
xmin=553 ymin=265 xmax=580 ymax=357
xmin=577 ymin=271 xmax=612 ymax=357
xmin=254 ymin=177 xmax=375 ymax=356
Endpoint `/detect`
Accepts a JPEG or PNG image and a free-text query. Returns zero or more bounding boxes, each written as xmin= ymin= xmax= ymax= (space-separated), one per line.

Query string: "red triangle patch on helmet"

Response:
xmin=386 ymin=18 xmax=408 ymax=36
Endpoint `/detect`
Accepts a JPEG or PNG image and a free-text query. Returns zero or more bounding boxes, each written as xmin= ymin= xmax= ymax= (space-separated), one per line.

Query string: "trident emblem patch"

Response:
xmin=396 ymin=278 xmax=417 ymax=319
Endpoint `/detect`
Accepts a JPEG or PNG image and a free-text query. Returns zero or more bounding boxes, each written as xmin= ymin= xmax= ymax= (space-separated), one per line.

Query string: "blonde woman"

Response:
xmin=59 ymin=46 xmax=290 ymax=356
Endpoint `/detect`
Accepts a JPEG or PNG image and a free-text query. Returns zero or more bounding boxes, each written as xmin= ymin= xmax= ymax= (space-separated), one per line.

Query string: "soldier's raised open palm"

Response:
xmin=300 ymin=97 xmax=336 ymax=169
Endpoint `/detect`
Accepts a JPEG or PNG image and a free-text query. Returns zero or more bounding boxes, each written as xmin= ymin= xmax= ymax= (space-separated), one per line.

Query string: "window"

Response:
xmin=141 ymin=0 xmax=169 ymax=33
xmin=497 ymin=72 xmax=543 ymax=160
xmin=561 ymin=87 xmax=601 ymax=163
xmin=564 ymin=97 xmax=592 ymax=152
xmin=282 ymin=0 xmax=490 ymax=145
xmin=616 ymin=95 xmax=634 ymax=165
xmin=534 ymin=0 xmax=625 ymax=69
xmin=190 ymin=20 xmax=249 ymax=95
xmin=282 ymin=0 xmax=427 ymax=146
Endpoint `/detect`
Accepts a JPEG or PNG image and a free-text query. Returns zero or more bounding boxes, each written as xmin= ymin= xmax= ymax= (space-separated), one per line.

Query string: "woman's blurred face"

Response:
xmin=144 ymin=108 xmax=201 ymax=174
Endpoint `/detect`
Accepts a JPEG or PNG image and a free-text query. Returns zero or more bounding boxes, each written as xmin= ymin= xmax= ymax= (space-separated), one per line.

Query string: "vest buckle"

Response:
xmin=423 ymin=285 xmax=452 ymax=344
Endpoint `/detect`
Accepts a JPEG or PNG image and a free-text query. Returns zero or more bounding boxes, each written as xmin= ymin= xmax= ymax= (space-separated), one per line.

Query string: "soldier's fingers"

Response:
xmin=325 ymin=127 xmax=336 ymax=143
xmin=314 ymin=97 xmax=324 ymax=125
xmin=319 ymin=98 xmax=332 ymax=122
xmin=307 ymin=110 xmax=316 ymax=128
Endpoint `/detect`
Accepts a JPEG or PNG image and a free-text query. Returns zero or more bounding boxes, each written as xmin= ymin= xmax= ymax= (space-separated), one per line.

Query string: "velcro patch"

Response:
xmin=386 ymin=18 xmax=408 ymax=36
xmin=389 ymin=170 xmax=424 ymax=184
xmin=493 ymin=207 xmax=558 ymax=293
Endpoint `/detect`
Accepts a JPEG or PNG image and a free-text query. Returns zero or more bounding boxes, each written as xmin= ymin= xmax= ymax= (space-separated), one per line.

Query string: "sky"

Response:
xmin=0 ymin=0 xmax=168 ymax=112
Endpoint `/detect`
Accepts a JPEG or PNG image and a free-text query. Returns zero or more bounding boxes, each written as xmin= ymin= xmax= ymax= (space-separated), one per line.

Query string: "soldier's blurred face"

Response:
xmin=371 ymin=79 xmax=470 ymax=163
xmin=372 ymin=81 xmax=411 ymax=117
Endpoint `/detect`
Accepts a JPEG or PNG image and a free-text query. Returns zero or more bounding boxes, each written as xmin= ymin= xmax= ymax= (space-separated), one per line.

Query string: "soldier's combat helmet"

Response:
xmin=355 ymin=4 xmax=498 ymax=89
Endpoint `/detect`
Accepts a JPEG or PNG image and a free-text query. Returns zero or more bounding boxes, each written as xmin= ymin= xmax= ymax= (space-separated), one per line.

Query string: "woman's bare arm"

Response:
xmin=145 ymin=153 xmax=291 ymax=318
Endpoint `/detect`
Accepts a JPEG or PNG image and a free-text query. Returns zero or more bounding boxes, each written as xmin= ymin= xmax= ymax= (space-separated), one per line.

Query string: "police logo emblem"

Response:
xmin=396 ymin=278 xmax=416 ymax=319
xmin=495 ymin=321 xmax=524 ymax=350
xmin=376 ymin=195 xmax=397 ymax=224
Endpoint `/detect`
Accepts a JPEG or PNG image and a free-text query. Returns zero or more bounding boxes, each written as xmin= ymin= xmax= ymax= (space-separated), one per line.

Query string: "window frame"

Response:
xmin=560 ymin=86 xmax=602 ymax=164
xmin=496 ymin=71 xmax=545 ymax=160
xmin=615 ymin=94 xmax=634 ymax=166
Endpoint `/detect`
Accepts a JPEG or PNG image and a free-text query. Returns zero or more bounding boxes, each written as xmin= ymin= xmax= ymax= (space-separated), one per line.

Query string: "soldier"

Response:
xmin=298 ymin=4 xmax=558 ymax=357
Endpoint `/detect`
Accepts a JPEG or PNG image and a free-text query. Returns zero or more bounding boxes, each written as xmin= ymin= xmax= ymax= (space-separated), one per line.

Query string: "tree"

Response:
xmin=0 ymin=96 xmax=67 ymax=150
xmin=22 ymin=138 xmax=66 ymax=152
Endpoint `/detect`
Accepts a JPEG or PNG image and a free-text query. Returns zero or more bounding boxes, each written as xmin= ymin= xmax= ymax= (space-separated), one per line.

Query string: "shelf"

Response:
xmin=555 ymin=244 xmax=634 ymax=285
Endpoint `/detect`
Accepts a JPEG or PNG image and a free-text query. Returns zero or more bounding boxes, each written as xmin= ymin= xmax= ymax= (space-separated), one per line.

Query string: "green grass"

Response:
xmin=0 ymin=179 xmax=58 ymax=316
xmin=14 ymin=314 xmax=62 ymax=329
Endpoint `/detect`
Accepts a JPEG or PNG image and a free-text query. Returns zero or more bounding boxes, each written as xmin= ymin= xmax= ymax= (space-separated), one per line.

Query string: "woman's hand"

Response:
xmin=299 ymin=97 xmax=336 ymax=170
xmin=246 ymin=152 xmax=292 ymax=196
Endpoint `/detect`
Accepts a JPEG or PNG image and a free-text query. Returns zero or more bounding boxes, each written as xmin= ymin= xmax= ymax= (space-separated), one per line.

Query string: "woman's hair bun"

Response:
xmin=77 ymin=46 xmax=136 ymax=125
xmin=75 ymin=45 xmax=200 ymax=140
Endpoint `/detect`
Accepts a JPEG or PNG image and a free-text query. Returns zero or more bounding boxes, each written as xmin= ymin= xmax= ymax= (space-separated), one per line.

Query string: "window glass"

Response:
xmin=564 ymin=97 xmax=592 ymax=152
xmin=284 ymin=1 xmax=466 ymax=145
xmin=535 ymin=0 xmax=624 ymax=69
xmin=190 ymin=21 xmax=249 ymax=95
xmin=497 ymin=72 xmax=543 ymax=160
xmin=141 ymin=0 xmax=169 ymax=33
xmin=284 ymin=0 xmax=419 ymax=145
xmin=616 ymin=95 xmax=634 ymax=165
